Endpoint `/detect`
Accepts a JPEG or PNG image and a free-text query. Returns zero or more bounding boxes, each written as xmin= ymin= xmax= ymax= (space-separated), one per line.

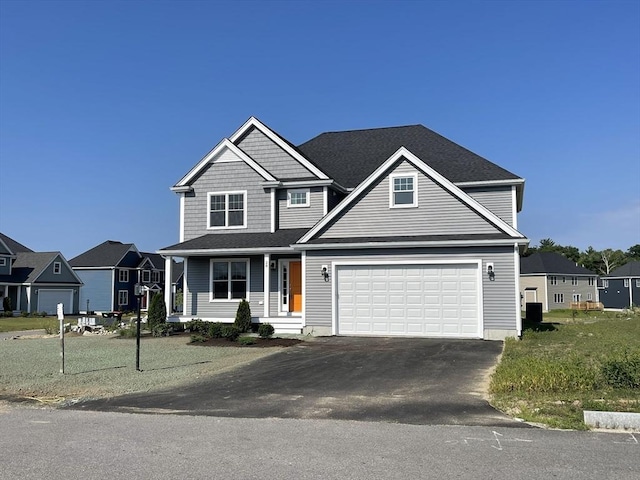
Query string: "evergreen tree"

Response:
xmin=147 ymin=293 xmax=167 ymax=331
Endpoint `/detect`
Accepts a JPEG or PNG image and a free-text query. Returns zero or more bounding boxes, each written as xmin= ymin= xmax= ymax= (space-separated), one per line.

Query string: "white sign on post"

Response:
xmin=57 ymin=303 xmax=64 ymax=321
xmin=57 ymin=303 xmax=65 ymax=374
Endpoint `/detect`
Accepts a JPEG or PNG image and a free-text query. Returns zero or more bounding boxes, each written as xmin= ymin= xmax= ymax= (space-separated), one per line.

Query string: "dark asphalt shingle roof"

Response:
xmin=306 ymin=233 xmax=514 ymax=244
xmin=520 ymin=252 xmax=595 ymax=275
xmin=141 ymin=252 xmax=165 ymax=270
xmin=0 ymin=232 xmax=33 ymax=254
xmin=0 ymin=252 xmax=80 ymax=284
xmin=606 ymin=261 xmax=640 ymax=278
xmin=69 ymin=240 xmax=137 ymax=268
xmin=160 ymin=229 xmax=309 ymax=252
xmin=297 ymin=124 xmax=521 ymax=188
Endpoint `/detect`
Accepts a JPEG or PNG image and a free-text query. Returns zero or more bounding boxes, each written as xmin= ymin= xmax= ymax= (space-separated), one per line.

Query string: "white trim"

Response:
xmin=164 ymin=256 xmax=173 ymax=317
xmin=0 ymin=257 xmax=6 ymax=266
xmin=207 ymin=190 xmax=248 ymax=230
xmin=511 ymin=185 xmax=518 ymax=230
xmin=179 ymin=193 xmax=185 ymax=243
xmin=229 ymin=117 xmax=329 ymax=180
xmin=53 ymin=262 xmax=61 ymax=274
xmin=158 ymin=247 xmax=295 ymax=256
xmin=263 ymin=254 xmax=270 ymax=318
xmin=299 ymin=147 xmax=524 ymax=243
xmin=118 ymin=269 xmax=129 ymax=283
xmin=270 ymin=188 xmax=276 ymax=233
xmin=36 ymin=288 xmax=74 ymax=314
xmin=514 ymin=243 xmax=522 ymax=337
xmin=389 ymin=172 xmax=418 ymax=208
xmin=173 ymin=138 xmax=276 ymax=189
xmin=209 ymin=258 xmax=250 ymax=302
xmin=182 ymin=258 xmax=188 ymax=316
xmin=322 ymin=187 xmax=328 ymax=216
xmin=332 ymin=259 xmax=484 ymax=338
xmin=294 ymin=238 xmax=528 ymax=251
xmin=287 ymin=188 xmax=310 ymax=208
xmin=301 ymin=251 xmax=306 ymax=327
xmin=117 ymin=289 xmax=129 ymax=308
xmin=277 ymin=258 xmax=304 ymax=315
xmin=455 ymin=179 xmax=525 ymax=187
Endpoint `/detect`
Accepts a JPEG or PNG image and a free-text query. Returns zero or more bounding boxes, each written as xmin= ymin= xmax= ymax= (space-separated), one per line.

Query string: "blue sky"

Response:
xmin=1 ymin=0 xmax=638 ymax=259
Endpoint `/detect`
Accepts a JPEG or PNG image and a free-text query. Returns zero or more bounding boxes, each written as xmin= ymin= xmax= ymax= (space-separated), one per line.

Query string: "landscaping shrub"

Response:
xmin=207 ymin=322 xmax=224 ymax=338
xmin=258 ymin=323 xmax=275 ymax=339
xmin=147 ymin=293 xmax=167 ymax=332
xmin=42 ymin=319 xmax=60 ymax=335
xmin=186 ymin=319 xmax=209 ymax=335
xmin=234 ymin=299 xmax=252 ymax=333
xmin=221 ymin=325 xmax=240 ymax=341
xmin=118 ymin=323 xmax=138 ymax=338
xmin=20 ymin=311 xmax=29 ymax=318
xmin=601 ymin=350 xmax=640 ymax=389
xmin=190 ymin=334 xmax=207 ymax=343
xmin=237 ymin=336 xmax=256 ymax=346
xmin=152 ymin=323 xmax=174 ymax=337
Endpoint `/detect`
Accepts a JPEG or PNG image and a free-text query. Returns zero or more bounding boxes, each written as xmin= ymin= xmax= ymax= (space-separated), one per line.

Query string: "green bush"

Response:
xmin=118 ymin=324 xmax=138 ymax=338
xmin=20 ymin=311 xmax=29 ymax=318
xmin=147 ymin=293 xmax=167 ymax=332
xmin=186 ymin=319 xmax=210 ymax=335
xmin=37 ymin=311 xmax=48 ymax=318
xmin=42 ymin=319 xmax=60 ymax=335
xmin=258 ymin=323 xmax=275 ymax=339
xmin=152 ymin=323 xmax=174 ymax=337
xmin=237 ymin=336 xmax=256 ymax=346
xmin=207 ymin=322 xmax=224 ymax=338
xmin=601 ymin=351 xmax=640 ymax=388
xmin=190 ymin=334 xmax=207 ymax=343
xmin=234 ymin=299 xmax=252 ymax=333
xmin=221 ymin=325 xmax=240 ymax=341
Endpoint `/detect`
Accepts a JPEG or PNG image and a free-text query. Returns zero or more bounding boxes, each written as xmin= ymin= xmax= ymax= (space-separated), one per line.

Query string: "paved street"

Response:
xmin=0 ymin=405 xmax=638 ymax=480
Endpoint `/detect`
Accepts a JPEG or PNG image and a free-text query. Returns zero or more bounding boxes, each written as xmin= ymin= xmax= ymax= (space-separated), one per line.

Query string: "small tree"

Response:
xmin=234 ymin=299 xmax=252 ymax=333
xmin=2 ymin=296 xmax=11 ymax=312
xmin=147 ymin=293 xmax=167 ymax=332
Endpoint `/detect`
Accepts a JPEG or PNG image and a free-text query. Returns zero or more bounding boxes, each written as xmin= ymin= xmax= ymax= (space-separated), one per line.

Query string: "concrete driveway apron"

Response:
xmin=69 ymin=336 xmax=524 ymax=427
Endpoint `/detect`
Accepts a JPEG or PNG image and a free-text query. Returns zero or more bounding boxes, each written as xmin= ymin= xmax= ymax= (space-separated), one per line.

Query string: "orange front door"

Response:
xmin=289 ymin=261 xmax=302 ymax=313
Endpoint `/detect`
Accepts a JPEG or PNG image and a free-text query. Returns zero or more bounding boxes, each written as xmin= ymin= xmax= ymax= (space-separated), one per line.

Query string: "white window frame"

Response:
xmin=588 ymin=277 xmax=594 ymax=286
xmin=571 ymin=277 xmax=578 ymax=286
xmin=572 ymin=293 xmax=581 ymax=302
xmin=602 ymin=279 xmax=609 ymax=288
xmin=151 ymin=271 xmax=160 ymax=283
xmin=209 ymin=258 xmax=250 ymax=302
xmin=550 ymin=276 xmax=557 ymax=285
xmin=142 ymin=270 xmax=151 ymax=283
xmin=119 ymin=269 xmax=129 ymax=283
xmin=587 ymin=293 xmax=593 ymax=301
xmin=53 ymin=262 xmax=61 ymax=275
xmin=562 ymin=276 xmax=566 ymax=283
xmin=0 ymin=257 xmax=7 ymax=267
xmin=118 ymin=290 xmax=129 ymax=307
xmin=624 ymin=279 xmax=629 ymax=287
xmin=287 ymin=188 xmax=310 ymax=208
xmin=207 ymin=191 xmax=248 ymax=230
xmin=389 ymin=172 xmax=418 ymax=208
xmin=636 ymin=279 xmax=640 ymax=288
xmin=554 ymin=293 xmax=564 ymax=303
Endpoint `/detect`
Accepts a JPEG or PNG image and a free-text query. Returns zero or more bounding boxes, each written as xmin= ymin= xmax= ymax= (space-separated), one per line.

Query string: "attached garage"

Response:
xmin=335 ymin=262 xmax=482 ymax=338
xmin=37 ymin=289 xmax=74 ymax=315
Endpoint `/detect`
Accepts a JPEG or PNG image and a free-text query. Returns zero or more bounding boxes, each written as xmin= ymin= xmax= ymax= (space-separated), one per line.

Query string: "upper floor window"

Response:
xmin=151 ymin=271 xmax=161 ymax=283
xmin=602 ymin=279 xmax=609 ymax=288
xmin=571 ymin=277 xmax=578 ymax=286
xmin=119 ymin=269 xmax=129 ymax=283
xmin=0 ymin=258 xmax=6 ymax=267
xmin=287 ymin=188 xmax=310 ymax=208
xmin=142 ymin=270 xmax=151 ymax=283
xmin=389 ymin=173 xmax=418 ymax=208
xmin=624 ymin=279 xmax=629 ymax=287
xmin=210 ymin=259 xmax=249 ymax=301
xmin=208 ymin=191 xmax=246 ymax=229
xmin=588 ymin=277 xmax=594 ymax=286
xmin=562 ymin=276 xmax=566 ymax=283
xmin=53 ymin=262 xmax=61 ymax=274
xmin=636 ymin=279 xmax=640 ymax=288
xmin=550 ymin=276 xmax=557 ymax=285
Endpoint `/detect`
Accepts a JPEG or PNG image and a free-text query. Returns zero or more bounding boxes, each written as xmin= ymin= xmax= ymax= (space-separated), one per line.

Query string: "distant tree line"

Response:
xmin=523 ymin=239 xmax=640 ymax=275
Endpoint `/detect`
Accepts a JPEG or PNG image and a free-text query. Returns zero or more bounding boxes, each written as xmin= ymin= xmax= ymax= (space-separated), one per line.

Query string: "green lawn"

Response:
xmin=0 ymin=316 xmax=55 ymax=332
xmin=491 ymin=310 xmax=640 ymax=430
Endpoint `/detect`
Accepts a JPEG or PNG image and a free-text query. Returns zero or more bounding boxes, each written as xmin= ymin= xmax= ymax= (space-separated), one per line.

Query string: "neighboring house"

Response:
xmin=520 ymin=252 xmax=598 ymax=312
xmin=69 ymin=240 xmax=166 ymax=313
xmin=0 ymin=232 xmax=83 ymax=314
xmin=159 ymin=117 xmax=529 ymax=339
xmin=598 ymin=261 xmax=640 ymax=309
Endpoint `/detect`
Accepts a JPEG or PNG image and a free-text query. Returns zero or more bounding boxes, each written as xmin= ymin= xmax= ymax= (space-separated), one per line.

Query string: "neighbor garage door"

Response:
xmin=37 ymin=289 xmax=74 ymax=315
xmin=336 ymin=263 xmax=481 ymax=338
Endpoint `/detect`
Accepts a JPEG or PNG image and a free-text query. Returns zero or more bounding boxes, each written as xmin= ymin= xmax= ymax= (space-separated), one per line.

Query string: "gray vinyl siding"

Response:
xmin=35 ymin=255 xmax=79 ymax=283
xmin=185 ymin=256 xmax=263 ymax=319
xmin=277 ymin=187 xmax=325 ymax=229
xmin=183 ymin=155 xmax=271 ymax=241
xmin=546 ymin=275 xmax=599 ymax=310
xmin=236 ymin=127 xmax=315 ymax=180
xmin=318 ymin=161 xmax=502 ymax=239
xmin=462 ymin=186 xmax=514 ymax=226
xmin=77 ymin=269 xmax=113 ymax=312
xmin=305 ymin=246 xmax=517 ymax=333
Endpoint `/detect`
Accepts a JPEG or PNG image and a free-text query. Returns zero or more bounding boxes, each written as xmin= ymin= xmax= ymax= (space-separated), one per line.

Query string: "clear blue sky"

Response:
xmin=1 ymin=0 xmax=638 ymax=259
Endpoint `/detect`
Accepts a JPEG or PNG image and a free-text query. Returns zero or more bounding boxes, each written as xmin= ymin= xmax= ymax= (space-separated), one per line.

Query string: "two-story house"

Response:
xmin=0 ymin=232 xmax=83 ymax=314
xmin=69 ymin=240 xmax=166 ymax=313
xmin=159 ymin=118 xmax=529 ymax=340
xmin=599 ymin=261 xmax=640 ymax=309
xmin=520 ymin=252 xmax=599 ymax=312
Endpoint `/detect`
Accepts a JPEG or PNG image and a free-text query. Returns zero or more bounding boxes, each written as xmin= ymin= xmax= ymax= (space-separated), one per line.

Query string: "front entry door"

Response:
xmin=289 ymin=261 xmax=302 ymax=313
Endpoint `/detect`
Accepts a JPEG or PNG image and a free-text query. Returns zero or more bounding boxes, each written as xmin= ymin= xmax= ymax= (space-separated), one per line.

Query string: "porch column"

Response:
xmin=164 ymin=256 xmax=173 ymax=319
xmin=263 ymin=254 xmax=270 ymax=318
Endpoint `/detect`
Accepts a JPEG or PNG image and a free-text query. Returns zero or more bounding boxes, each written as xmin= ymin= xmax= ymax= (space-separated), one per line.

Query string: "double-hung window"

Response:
xmin=142 ymin=270 xmax=151 ymax=283
xmin=550 ymin=276 xmax=557 ymax=285
xmin=208 ymin=191 xmax=246 ymax=229
xmin=624 ymin=279 xmax=629 ymax=287
xmin=151 ymin=271 xmax=160 ymax=283
xmin=118 ymin=290 xmax=129 ymax=307
xmin=53 ymin=262 xmax=61 ymax=274
xmin=287 ymin=188 xmax=310 ymax=207
xmin=554 ymin=293 xmax=564 ymax=303
xmin=119 ymin=269 xmax=129 ymax=283
xmin=571 ymin=277 xmax=578 ymax=286
xmin=390 ymin=173 xmax=418 ymax=208
xmin=211 ymin=260 xmax=249 ymax=301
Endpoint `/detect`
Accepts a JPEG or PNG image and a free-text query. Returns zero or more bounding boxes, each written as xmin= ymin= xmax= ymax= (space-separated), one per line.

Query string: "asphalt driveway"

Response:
xmin=69 ymin=337 xmax=524 ymax=427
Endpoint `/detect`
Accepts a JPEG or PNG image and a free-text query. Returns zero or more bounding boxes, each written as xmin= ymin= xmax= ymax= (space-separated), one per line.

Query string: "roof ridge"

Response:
xmin=313 ymin=124 xmax=424 ymax=136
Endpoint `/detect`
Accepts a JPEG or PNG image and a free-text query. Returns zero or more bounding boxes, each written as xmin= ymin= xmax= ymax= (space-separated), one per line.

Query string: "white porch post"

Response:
xmin=264 ymin=253 xmax=270 ymax=318
xmin=164 ymin=256 xmax=173 ymax=319
xmin=183 ymin=258 xmax=188 ymax=316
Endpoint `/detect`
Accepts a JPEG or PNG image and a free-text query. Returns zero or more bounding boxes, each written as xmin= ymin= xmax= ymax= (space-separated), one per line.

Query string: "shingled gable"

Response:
xmin=520 ymin=252 xmax=595 ymax=275
xmin=69 ymin=240 xmax=140 ymax=268
xmin=0 ymin=232 xmax=33 ymax=255
xmin=297 ymin=147 xmax=525 ymax=245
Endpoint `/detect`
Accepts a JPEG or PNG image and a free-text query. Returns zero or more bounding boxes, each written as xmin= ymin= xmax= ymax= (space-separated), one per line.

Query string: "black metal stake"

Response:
xmin=136 ymin=294 xmax=141 ymax=371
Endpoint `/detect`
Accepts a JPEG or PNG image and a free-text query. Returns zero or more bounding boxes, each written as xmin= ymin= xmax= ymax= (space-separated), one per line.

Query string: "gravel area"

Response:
xmin=0 ymin=333 xmax=281 ymax=403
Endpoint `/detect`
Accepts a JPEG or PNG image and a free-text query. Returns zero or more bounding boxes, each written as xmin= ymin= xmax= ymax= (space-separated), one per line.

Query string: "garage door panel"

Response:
xmin=38 ymin=290 xmax=73 ymax=315
xmin=337 ymin=264 xmax=480 ymax=338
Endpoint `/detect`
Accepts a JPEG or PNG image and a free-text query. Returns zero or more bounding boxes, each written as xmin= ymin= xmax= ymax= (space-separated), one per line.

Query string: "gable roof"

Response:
xmin=140 ymin=252 xmax=165 ymax=270
xmin=298 ymin=147 xmax=525 ymax=244
xmin=0 ymin=232 xmax=34 ymax=255
xmin=297 ymin=124 xmax=522 ymax=189
xmin=69 ymin=240 xmax=139 ymax=268
xmin=0 ymin=252 xmax=82 ymax=284
xmin=606 ymin=261 xmax=640 ymax=278
xmin=520 ymin=252 xmax=595 ymax=275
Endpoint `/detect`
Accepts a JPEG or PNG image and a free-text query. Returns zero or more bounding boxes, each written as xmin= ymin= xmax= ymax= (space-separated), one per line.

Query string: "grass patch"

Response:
xmin=0 ymin=316 xmax=53 ymax=332
xmin=490 ymin=313 xmax=640 ymax=430
xmin=0 ymin=334 xmax=278 ymax=402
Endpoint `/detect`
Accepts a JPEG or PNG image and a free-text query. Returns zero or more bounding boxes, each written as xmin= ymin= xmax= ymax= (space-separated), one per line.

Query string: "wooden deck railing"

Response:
xmin=570 ymin=301 xmax=603 ymax=311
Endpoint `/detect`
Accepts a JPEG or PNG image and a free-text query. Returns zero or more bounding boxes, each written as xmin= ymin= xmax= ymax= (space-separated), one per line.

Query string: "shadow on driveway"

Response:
xmin=68 ymin=336 xmax=527 ymax=427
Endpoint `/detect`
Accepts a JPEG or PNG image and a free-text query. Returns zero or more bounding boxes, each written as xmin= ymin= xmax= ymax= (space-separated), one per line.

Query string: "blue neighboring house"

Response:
xmin=0 ymin=232 xmax=83 ymax=314
xmin=69 ymin=240 xmax=166 ymax=313
xmin=598 ymin=261 xmax=640 ymax=309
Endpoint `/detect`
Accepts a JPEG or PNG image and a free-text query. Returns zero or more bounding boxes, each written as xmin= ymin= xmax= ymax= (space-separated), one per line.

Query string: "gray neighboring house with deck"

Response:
xmin=0 ymin=232 xmax=83 ymax=314
xmin=520 ymin=252 xmax=598 ymax=312
xmin=159 ymin=117 xmax=529 ymax=340
xmin=599 ymin=261 xmax=640 ymax=309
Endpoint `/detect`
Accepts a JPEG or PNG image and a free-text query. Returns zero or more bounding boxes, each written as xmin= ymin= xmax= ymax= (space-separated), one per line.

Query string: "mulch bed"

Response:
xmin=187 ymin=336 xmax=302 ymax=348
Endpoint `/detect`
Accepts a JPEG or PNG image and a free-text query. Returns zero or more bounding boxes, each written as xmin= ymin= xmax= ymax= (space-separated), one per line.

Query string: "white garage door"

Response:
xmin=37 ymin=290 xmax=73 ymax=315
xmin=336 ymin=263 xmax=481 ymax=338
